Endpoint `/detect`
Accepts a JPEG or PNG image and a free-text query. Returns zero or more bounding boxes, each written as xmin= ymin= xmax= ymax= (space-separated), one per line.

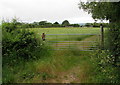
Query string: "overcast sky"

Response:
xmin=0 ymin=0 xmax=96 ymax=23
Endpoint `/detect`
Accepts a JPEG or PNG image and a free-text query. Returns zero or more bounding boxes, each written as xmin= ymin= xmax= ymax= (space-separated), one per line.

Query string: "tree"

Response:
xmin=79 ymin=2 xmax=120 ymax=22
xmin=70 ymin=24 xmax=80 ymax=27
xmin=79 ymin=2 xmax=120 ymax=65
xmin=44 ymin=22 xmax=53 ymax=28
xmin=53 ymin=22 xmax=60 ymax=27
xmin=85 ymin=23 xmax=92 ymax=27
xmin=38 ymin=21 xmax=53 ymax=28
xmin=62 ymin=20 xmax=70 ymax=27
xmin=39 ymin=21 xmax=47 ymax=25
xmin=54 ymin=22 xmax=59 ymax=25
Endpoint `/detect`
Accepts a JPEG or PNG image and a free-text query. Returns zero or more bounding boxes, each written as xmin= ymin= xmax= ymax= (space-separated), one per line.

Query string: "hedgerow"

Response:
xmin=2 ymin=20 xmax=51 ymax=66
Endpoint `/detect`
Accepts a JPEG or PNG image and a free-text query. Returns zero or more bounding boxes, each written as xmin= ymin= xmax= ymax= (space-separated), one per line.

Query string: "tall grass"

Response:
xmin=4 ymin=49 xmax=94 ymax=83
xmin=3 ymin=26 xmax=116 ymax=83
xmin=2 ymin=22 xmax=53 ymax=83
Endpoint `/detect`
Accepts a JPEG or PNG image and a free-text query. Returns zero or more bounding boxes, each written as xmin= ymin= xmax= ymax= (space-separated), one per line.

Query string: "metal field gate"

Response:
xmin=45 ymin=33 xmax=101 ymax=51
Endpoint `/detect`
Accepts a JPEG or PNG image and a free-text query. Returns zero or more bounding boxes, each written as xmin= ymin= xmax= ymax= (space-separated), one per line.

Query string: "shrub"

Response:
xmin=105 ymin=23 xmax=120 ymax=66
xmin=91 ymin=50 xmax=120 ymax=83
xmin=2 ymin=22 xmax=16 ymax=32
xmin=2 ymin=21 xmax=52 ymax=66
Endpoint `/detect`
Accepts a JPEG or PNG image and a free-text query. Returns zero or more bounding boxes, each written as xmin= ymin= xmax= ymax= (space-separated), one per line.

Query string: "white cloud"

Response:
xmin=0 ymin=0 xmax=95 ymax=23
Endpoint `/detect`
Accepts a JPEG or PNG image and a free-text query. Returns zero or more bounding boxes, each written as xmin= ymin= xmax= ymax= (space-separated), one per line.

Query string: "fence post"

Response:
xmin=100 ymin=24 xmax=104 ymax=50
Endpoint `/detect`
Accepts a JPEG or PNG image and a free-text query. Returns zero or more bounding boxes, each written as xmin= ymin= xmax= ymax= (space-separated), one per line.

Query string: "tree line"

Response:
xmin=85 ymin=23 xmax=108 ymax=27
xmin=3 ymin=19 xmax=109 ymax=29
xmin=8 ymin=20 xmax=80 ymax=28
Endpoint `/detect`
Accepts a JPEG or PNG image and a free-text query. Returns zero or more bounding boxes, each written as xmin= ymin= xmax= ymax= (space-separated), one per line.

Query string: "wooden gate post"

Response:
xmin=100 ymin=24 xmax=104 ymax=50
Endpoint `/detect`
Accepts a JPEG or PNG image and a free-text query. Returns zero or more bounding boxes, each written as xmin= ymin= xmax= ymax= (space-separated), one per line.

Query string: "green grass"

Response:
xmin=30 ymin=27 xmax=101 ymax=34
xmin=3 ymin=27 xmax=109 ymax=83
xmin=29 ymin=27 xmax=101 ymax=41
xmin=3 ymin=49 xmax=95 ymax=83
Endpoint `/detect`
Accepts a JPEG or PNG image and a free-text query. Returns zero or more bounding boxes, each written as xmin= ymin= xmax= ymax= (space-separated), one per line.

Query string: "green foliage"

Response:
xmin=62 ymin=20 xmax=70 ymax=27
xmin=90 ymin=50 xmax=120 ymax=83
xmin=2 ymin=21 xmax=52 ymax=67
xmin=39 ymin=21 xmax=47 ymax=26
xmin=105 ymin=23 xmax=120 ymax=65
xmin=53 ymin=22 xmax=60 ymax=27
xmin=3 ymin=25 xmax=119 ymax=83
xmin=70 ymin=24 xmax=80 ymax=27
xmin=2 ymin=21 xmax=16 ymax=32
xmin=38 ymin=21 xmax=53 ymax=28
xmin=79 ymin=1 xmax=120 ymax=66
xmin=54 ymin=22 xmax=59 ymax=25
xmin=85 ymin=23 xmax=108 ymax=27
xmin=79 ymin=2 xmax=120 ymax=21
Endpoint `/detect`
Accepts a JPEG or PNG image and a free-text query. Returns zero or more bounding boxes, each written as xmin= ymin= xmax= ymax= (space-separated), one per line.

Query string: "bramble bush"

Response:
xmin=90 ymin=50 xmax=120 ymax=83
xmin=2 ymin=21 xmax=52 ymax=66
xmin=106 ymin=23 xmax=120 ymax=66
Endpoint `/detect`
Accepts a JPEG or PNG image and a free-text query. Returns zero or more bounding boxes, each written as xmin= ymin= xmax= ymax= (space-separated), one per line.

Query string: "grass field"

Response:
xmin=30 ymin=27 xmax=101 ymax=34
xmin=30 ymin=27 xmax=101 ymax=41
xmin=3 ymin=27 xmax=108 ymax=83
xmin=29 ymin=27 xmax=103 ymax=50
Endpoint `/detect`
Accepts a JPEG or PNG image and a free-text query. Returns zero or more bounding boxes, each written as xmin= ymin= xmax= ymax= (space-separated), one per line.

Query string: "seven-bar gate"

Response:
xmin=45 ymin=33 xmax=101 ymax=51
